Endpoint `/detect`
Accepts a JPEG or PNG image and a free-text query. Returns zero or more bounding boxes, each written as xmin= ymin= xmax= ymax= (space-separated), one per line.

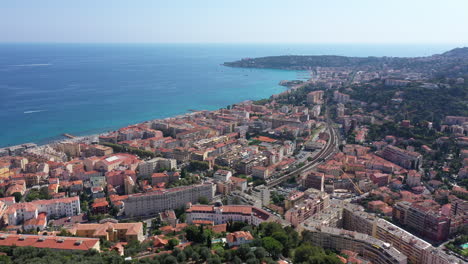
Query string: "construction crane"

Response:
xmin=340 ymin=169 xmax=363 ymax=195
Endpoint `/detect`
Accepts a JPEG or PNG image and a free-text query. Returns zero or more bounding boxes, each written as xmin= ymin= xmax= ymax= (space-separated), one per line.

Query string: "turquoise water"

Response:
xmin=0 ymin=43 xmax=457 ymax=147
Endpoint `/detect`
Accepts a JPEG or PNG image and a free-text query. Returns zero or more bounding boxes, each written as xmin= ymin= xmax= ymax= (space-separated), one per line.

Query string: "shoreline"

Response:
xmin=0 ymin=93 xmax=284 ymax=150
xmin=1 ymin=65 xmax=310 ymax=149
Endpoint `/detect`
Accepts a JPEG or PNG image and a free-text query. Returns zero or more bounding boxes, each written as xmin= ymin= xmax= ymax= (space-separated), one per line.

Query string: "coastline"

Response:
xmin=2 ymin=67 xmax=316 ymax=150
xmin=1 ymin=94 xmax=281 ymax=150
xmin=1 ymin=43 xmax=454 ymax=148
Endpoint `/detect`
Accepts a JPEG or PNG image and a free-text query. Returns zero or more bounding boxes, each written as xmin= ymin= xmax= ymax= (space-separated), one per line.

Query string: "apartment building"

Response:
xmin=333 ymin=91 xmax=350 ymax=103
xmin=380 ymin=145 xmax=422 ymax=170
xmin=302 ymin=171 xmax=325 ymax=191
xmin=6 ymin=196 xmax=81 ymax=226
xmin=393 ymin=201 xmax=450 ymax=242
xmin=213 ymin=170 xmax=232 ymax=182
xmin=342 ymin=203 xmax=462 ymax=264
xmin=285 ymin=190 xmax=330 ymax=227
xmin=68 ymin=220 xmax=144 ymax=242
xmin=137 ymin=157 xmax=177 ymax=177
xmin=186 ymin=204 xmax=271 ymax=226
xmin=307 ymin=90 xmax=324 ymax=105
xmin=305 ymin=225 xmax=407 ymax=264
xmin=124 ymin=183 xmax=214 ymax=217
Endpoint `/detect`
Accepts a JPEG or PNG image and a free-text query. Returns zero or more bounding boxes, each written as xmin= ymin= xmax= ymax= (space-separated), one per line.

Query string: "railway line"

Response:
xmin=267 ymin=122 xmax=340 ymax=187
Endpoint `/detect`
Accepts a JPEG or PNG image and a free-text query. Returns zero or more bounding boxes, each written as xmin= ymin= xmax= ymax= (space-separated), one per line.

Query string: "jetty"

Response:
xmin=62 ymin=133 xmax=76 ymax=139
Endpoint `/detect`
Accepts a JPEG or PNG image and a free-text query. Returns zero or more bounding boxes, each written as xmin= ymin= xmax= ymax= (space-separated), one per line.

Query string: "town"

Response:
xmin=0 ymin=48 xmax=467 ymax=264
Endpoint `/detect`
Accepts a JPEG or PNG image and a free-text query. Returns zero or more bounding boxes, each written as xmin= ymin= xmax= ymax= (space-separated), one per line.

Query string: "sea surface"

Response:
xmin=0 ymin=43 xmax=458 ymax=147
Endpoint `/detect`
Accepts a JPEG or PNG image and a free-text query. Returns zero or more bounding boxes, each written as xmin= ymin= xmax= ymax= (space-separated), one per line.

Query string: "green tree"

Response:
xmin=187 ymin=161 xmax=210 ymax=172
xmin=12 ymin=192 xmax=22 ymax=203
xmin=206 ymin=234 xmax=212 ymax=248
xmin=184 ymin=225 xmax=205 ymax=243
xmin=261 ymin=237 xmax=283 ymax=259
xmin=200 ymin=247 xmax=211 ymax=261
xmin=191 ymin=252 xmax=200 ymax=262
xmin=162 ymin=255 xmax=178 ymax=264
xmin=254 ymin=247 xmax=267 ymax=259
xmin=166 ymin=238 xmax=179 ymax=250
xmin=198 ymin=196 xmax=209 ymax=205
xmin=272 ymin=231 xmax=290 ymax=256
xmin=207 ymin=256 xmax=222 ymax=264
xmin=237 ymin=244 xmax=251 ymax=260
xmin=232 ymin=256 xmax=243 ymax=264
xmin=0 ymin=255 xmax=11 ymax=264
xmin=176 ymin=251 xmax=186 ymax=262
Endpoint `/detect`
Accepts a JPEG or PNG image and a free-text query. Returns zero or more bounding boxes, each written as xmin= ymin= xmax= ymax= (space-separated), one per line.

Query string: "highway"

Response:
xmin=267 ymin=121 xmax=340 ymax=187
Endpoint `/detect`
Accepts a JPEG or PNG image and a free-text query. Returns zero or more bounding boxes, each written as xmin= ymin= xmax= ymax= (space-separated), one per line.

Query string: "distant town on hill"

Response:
xmin=224 ymin=47 xmax=468 ymax=78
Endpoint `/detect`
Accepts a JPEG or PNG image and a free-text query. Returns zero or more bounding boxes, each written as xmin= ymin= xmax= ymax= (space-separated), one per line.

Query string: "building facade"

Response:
xmin=124 ymin=183 xmax=214 ymax=217
xmin=186 ymin=204 xmax=271 ymax=226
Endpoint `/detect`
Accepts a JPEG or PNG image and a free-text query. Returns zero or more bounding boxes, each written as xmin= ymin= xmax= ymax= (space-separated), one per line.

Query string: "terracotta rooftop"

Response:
xmin=70 ymin=222 xmax=143 ymax=237
xmin=226 ymin=231 xmax=254 ymax=244
xmin=0 ymin=233 xmax=99 ymax=251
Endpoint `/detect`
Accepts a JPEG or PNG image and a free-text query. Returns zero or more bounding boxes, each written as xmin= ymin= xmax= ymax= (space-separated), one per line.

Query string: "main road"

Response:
xmin=267 ymin=120 xmax=340 ymax=187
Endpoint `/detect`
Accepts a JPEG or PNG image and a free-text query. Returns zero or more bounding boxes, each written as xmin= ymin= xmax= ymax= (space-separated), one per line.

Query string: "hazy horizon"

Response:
xmin=1 ymin=0 xmax=468 ymax=44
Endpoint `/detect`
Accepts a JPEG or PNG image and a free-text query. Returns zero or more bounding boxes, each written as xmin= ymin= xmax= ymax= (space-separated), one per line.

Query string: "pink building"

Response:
xmin=370 ymin=172 xmax=389 ymax=187
xmin=106 ymin=170 xmax=136 ymax=188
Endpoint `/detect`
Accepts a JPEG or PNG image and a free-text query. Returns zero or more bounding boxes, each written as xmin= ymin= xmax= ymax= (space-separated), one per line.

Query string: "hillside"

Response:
xmin=224 ymin=47 xmax=468 ymax=77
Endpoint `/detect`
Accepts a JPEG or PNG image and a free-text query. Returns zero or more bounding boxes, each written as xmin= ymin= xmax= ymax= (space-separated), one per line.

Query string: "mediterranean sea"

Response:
xmin=0 ymin=43 xmax=457 ymax=147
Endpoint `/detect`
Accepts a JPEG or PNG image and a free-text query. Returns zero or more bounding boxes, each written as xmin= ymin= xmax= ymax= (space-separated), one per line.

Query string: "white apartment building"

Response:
xmin=6 ymin=196 xmax=80 ymax=226
xmin=186 ymin=204 xmax=271 ymax=226
xmin=124 ymin=183 xmax=214 ymax=217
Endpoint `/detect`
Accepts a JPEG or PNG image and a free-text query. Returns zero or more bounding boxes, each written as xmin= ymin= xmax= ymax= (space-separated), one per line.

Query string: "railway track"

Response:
xmin=267 ymin=122 xmax=339 ymax=187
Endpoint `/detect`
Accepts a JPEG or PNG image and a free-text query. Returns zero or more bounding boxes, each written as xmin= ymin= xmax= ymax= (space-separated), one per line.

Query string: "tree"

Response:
xmin=254 ymin=247 xmax=267 ymax=259
xmin=191 ymin=252 xmax=200 ymax=262
xmin=237 ymin=244 xmax=251 ymax=260
xmin=166 ymin=238 xmax=179 ymax=250
xmin=142 ymin=222 xmax=147 ymax=235
xmin=206 ymin=233 xmax=212 ymax=248
xmin=0 ymin=255 xmax=11 ymax=264
xmin=176 ymin=251 xmax=186 ymax=262
xmin=223 ymin=250 xmax=233 ymax=262
xmin=181 ymin=169 xmax=187 ymax=179
xmin=198 ymin=196 xmax=209 ymax=205
xmin=207 ymin=257 xmax=222 ymax=264
xmin=57 ymin=229 xmax=74 ymax=237
xmin=232 ymin=256 xmax=243 ymax=264
xmin=199 ymin=247 xmax=211 ymax=261
xmin=187 ymin=161 xmax=209 ymax=172
xmin=261 ymin=237 xmax=283 ymax=259
xmin=292 ymin=243 xmax=341 ymax=264
xmin=246 ymin=258 xmax=259 ymax=264
xmin=227 ymin=221 xmax=249 ymax=232
xmin=259 ymin=222 xmax=283 ymax=237
xmin=245 ymin=252 xmax=256 ymax=261
xmin=162 ymin=255 xmax=178 ymax=264
xmin=13 ymin=192 xmax=22 ymax=203
xmin=272 ymin=231 xmax=290 ymax=256
xmin=184 ymin=225 xmax=204 ymax=243
xmin=81 ymin=201 xmax=89 ymax=213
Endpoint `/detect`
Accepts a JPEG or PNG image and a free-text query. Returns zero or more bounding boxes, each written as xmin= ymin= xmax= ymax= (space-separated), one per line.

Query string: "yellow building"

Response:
xmin=68 ymin=220 xmax=144 ymax=242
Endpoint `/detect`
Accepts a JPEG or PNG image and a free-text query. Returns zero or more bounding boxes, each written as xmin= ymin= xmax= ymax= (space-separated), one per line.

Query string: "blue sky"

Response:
xmin=1 ymin=0 xmax=467 ymax=44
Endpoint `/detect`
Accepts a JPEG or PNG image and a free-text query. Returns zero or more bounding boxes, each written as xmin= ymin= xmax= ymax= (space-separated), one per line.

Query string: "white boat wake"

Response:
xmin=24 ymin=110 xmax=46 ymax=114
xmin=12 ymin=64 xmax=52 ymax=67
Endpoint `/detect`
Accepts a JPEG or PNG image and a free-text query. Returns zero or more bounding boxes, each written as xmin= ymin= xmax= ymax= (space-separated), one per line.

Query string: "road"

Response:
xmin=267 ymin=121 xmax=340 ymax=187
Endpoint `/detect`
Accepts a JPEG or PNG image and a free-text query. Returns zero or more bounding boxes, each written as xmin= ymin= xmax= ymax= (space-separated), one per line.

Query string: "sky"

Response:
xmin=1 ymin=0 xmax=468 ymax=44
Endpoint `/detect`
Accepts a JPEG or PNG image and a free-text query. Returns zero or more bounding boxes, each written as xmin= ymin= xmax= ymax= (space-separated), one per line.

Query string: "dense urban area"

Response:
xmin=0 ymin=47 xmax=467 ymax=264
